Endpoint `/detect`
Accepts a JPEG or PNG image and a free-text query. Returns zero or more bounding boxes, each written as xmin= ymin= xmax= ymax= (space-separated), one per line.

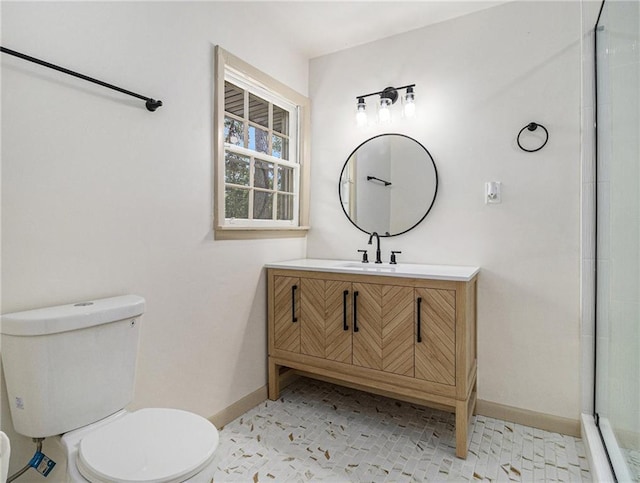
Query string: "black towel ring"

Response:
xmin=517 ymin=122 xmax=548 ymax=152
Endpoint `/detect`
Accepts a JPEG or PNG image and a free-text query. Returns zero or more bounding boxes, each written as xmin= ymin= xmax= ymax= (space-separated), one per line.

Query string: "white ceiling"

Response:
xmin=242 ymin=1 xmax=508 ymax=58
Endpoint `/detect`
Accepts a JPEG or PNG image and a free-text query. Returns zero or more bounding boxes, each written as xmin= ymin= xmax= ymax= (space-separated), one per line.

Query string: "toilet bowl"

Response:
xmin=59 ymin=409 xmax=218 ymax=483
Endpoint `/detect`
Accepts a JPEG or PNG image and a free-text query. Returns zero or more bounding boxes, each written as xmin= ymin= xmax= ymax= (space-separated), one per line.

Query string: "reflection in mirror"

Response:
xmin=339 ymin=134 xmax=438 ymax=236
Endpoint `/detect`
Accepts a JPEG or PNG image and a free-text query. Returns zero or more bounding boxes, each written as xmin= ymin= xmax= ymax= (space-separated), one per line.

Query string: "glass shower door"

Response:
xmin=595 ymin=1 xmax=640 ymax=481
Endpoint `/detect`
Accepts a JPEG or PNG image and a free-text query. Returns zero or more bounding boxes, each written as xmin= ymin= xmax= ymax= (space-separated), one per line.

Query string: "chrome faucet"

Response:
xmin=368 ymin=232 xmax=382 ymax=264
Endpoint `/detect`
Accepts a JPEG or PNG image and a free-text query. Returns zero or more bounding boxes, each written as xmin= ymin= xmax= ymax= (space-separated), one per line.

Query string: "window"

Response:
xmin=214 ymin=47 xmax=310 ymax=239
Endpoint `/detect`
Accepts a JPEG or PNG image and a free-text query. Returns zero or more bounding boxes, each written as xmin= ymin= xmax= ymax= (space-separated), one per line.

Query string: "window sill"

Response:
xmin=214 ymin=225 xmax=310 ymax=240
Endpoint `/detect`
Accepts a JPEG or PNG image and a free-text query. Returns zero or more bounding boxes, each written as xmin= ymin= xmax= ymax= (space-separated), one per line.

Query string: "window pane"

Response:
xmin=272 ymin=134 xmax=289 ymax=160
xmin=225 ymin=152 xmax=250 ymax=185
xmin=277 ymin=194 xmax=294 ymax=220
xmin=249 ymin=93 xmax=269 ymax=128
xmin=225 ymin=187 xmax=249 ymax=219
xmin=253 ymin=191 xmax=273 ymax=220
xmin=273 ymin=104 xmax=289 ymax=135
xmin=278 ymin=166 xmax=294 ymax=192
xmin=224 ymin=117 xmax=244 ymax=146
xmin=248 ymin=125 xmax=269 ymax=154
xmin=254 ymin=160 xmax=274 ymax=189
xmin=224 ymin=82 xmax=244 ymax=117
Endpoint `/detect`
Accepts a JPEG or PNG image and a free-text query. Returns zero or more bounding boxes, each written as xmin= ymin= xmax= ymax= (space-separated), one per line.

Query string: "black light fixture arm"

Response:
xmin=356 ymin=83 xmax=415 ymax=104
xmin=1 ymin=46 xmax=163 ymax=112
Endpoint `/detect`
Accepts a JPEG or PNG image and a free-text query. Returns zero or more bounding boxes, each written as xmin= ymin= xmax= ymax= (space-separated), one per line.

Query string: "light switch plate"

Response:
xmin=485 ymin=181 xmax=501 ymax=204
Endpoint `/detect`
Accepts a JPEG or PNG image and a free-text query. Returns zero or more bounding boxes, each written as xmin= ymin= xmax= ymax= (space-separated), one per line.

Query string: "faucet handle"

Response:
xmin=390 ymin=250 xmax=402 ymax=265
xmin=357 ymin=249 xmax=369 ymax=263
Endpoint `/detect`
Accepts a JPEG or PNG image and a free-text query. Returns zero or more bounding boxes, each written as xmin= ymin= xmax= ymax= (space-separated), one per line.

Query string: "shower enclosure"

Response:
xmin=595 ymin=0 xmax=640 ymax=480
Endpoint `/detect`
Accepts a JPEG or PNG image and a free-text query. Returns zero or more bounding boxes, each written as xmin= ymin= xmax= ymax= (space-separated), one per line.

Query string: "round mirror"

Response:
xmin=339 ymin=134 xmax=438 ymax=236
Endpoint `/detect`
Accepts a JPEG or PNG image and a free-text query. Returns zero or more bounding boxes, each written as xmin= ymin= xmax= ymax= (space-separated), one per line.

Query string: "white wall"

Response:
xmin=308 ymin=1 xmax=583 ymax=420
xmin=1 ymin=1 xmax=307 ymax=475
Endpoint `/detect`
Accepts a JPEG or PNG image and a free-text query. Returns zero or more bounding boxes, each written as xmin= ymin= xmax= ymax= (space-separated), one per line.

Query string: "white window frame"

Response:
xmin=214 ymin=46 xmax=310 ymax=239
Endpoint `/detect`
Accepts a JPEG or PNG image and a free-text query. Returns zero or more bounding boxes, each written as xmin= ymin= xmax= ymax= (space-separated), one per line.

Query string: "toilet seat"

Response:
xmin=77 ymin=408 xmax=219 ymax=483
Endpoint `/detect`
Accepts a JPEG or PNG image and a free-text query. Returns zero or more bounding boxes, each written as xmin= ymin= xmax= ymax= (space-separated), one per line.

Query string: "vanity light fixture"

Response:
xmin=355 ymin=84 xmax=415 ymax=126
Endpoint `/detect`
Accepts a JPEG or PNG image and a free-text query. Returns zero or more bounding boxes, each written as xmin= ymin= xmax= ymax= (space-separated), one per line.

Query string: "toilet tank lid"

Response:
xmin=1 ymin=295 xmax=145 ymax=336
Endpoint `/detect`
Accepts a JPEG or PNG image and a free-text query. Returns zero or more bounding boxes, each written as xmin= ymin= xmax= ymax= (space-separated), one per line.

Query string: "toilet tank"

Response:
xmin=1 ymin=295 xmax=145 ymax=438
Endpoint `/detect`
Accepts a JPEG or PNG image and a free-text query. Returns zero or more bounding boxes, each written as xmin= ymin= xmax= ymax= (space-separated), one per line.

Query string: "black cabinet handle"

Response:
xmin=291 ymin=285 xmax=298 ymax=322
xmin=416 ymin=297 xmax=422 ymax=342
xmin=353 ymin=291 xmax=359 ymax=332
xmin=342 ymin=290 xmax=349 ymax=331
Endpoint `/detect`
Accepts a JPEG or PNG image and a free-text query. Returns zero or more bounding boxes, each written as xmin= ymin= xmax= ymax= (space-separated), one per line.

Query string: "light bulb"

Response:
xmin=403 ymin=87 xmax=415 ymax=118
xmin=378 ymin=97 xmax=392 ymax=123
xmin=355 ymin=97 xmax=367 ymax=127
xmin=403 ymin=100 xmax=415 ymax=118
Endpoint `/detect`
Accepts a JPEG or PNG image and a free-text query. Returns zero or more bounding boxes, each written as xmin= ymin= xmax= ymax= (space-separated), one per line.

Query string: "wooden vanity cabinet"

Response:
xmin=267 ymin=268 xmax=477 ymax=459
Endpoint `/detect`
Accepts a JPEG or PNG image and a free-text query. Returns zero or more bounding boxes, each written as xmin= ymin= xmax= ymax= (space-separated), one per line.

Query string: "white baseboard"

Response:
xmin=207 ymin=380 xmax=584 ymax=442
xmin=208 ymin=385 xmax=268 ymax=429
xmin=476 ymin=399 xmax=581 ymax=437
xmin=208 ymin=371 xmax=300 ymax=429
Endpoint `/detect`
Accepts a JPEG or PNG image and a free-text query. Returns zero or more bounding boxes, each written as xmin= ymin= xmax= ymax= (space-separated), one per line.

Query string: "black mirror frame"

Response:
xmin=338 ymin=133 xmax=439 ymax=237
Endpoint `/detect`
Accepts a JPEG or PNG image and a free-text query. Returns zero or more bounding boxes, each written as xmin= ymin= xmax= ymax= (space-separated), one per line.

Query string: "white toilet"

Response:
xmin=1 ymin=295 xmax=219 ymax=482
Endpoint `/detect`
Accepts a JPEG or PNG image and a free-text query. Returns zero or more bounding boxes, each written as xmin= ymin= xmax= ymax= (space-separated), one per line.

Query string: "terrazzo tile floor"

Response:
xmin=623 ymin=448 xmax=640 ymax=481
xmin=208 ymin=378 xmax=591 ymax=482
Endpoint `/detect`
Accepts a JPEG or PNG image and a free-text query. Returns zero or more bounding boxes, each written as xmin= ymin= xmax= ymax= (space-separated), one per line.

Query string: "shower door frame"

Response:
xmin=593 ymin=0 xmax=639 ymax=480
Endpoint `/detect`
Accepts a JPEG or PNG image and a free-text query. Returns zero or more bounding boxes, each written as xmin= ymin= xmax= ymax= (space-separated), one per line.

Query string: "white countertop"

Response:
xmin=265 ymin=259 xmax=480 ymax=281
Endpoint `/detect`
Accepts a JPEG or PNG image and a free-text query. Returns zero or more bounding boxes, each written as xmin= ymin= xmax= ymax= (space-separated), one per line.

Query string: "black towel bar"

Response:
xmin=1 ymin=46 xmax=163 ymax=112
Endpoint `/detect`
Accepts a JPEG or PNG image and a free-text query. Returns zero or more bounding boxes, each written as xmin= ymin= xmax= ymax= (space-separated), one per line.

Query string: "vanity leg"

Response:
xmin=455 ymin=399 xmax=469 ymax=459
xmin=472 ymin=381 xmax=478 ymax=416
xmin=268 ymin=358 xmax=280 ymax=400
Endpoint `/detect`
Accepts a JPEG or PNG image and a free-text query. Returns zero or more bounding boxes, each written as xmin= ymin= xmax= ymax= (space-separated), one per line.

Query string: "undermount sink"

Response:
xmin=265 ymin=259 xmax=480 ymax=281
xmin=337 ymin=262 xmax=396 ymax=271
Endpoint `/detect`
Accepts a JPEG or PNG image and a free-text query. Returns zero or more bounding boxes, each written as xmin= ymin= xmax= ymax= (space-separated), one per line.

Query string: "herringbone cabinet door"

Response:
xmin=301 ymin=278 xmax=326 ymax=358
xmin=352 ymin=282 xmax=383 ymax=371
xmin=415 ymin=288 xmax=456 ymax=385
xmin=273 ymin=276 xmax=300 ymax=353
xmin=382 ymin=285 xmax=415 ymax=377
xmin=325 ymin=280 xmax=352 ymax=363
